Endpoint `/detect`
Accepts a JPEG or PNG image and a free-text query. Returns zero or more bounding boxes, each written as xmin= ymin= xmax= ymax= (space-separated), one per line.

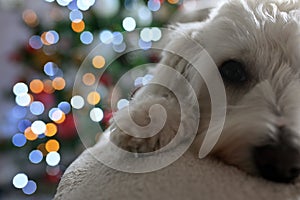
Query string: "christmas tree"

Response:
xmin=8 ymin=0 xmax=181 ymax=198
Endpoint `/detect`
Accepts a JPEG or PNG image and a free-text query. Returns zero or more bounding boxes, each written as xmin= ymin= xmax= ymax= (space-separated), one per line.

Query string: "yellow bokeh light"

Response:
xmin=87 ymin=91 xmax=101 ymax=105
xmin=92 ymin=56 xmax=105 ymax=69
xmin=37 ymin=143 xmax=47 ymax=156
xmin=24 ymin=127 xmax=38 ymax=141
xmin=82 ymin=73 xmax=96 ymax=86
xmin=43 ymin=80 xmax=54 ymax=94
xmin=54 ymin=112 xmax=66 ymax=124
xmin=22 ymin=9 xmax=38 ymax=27
xmin=71 ymin=20 xmax=85 ymax=33
xmin=30 ymin=79 xmax=44 ymax=94
xmin=45 ymin=139 xmax=60 ymax=152
xmin=52 ymin=77 xmax=66 ymax=90
xmin=45 ymin=123 xmax=57 ymax=137
xmin=168 ymin=0 xmax=179 ymax=4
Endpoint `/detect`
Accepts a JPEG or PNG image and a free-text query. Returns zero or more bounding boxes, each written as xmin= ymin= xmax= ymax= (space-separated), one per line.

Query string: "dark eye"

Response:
xmin=219 ymin=60 xmax=247 ymax=83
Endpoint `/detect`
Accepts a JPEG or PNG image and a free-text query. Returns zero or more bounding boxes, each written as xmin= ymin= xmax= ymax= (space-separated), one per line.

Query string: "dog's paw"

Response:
xmin=109 ymin=96 xmax=181 ymax=153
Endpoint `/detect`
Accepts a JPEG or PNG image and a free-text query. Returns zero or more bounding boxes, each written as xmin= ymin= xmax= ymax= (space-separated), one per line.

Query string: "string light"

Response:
xmin=22 ymin=180 xmax=37 ymax=195
xmin=12 ymin=133 xmax=27 ymax=147
xmin=13 ymin=83 xmax=28 ymax=96
xmin=52 ymin=77 xmax=66 ymax=90
xmin=24 ymin=127 xmax=38 ymax=141
xmin=80 ymin=31 xmax=93 ymax=44
xmin=31 ymin=120 xmax=46 ymax=135
xmin=46 ymin=152 xmax=61 ymax=166
xmin=71 ymin=95 xmax=85 ymax=109
xmin=45 ymin=139 xmax=60 ymax=152
xmin=71 ymin=20 xmax=85 ymax=33
xmin=13 ymin=173 xmax=28 ymax=189
xmin=29 ymin=150 xmax=43 ymax=164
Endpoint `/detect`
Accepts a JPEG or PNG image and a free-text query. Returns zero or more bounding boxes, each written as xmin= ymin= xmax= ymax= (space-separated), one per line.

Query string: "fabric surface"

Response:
xmin=54 ymin=140 xmax=300 ymax=200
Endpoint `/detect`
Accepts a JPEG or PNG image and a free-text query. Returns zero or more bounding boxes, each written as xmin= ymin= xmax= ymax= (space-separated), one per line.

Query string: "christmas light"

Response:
xmin=117 ymin=99 xmax=129 ymax=110
xmin=82 ymin=73 xmax=96 ymax=86
xmin=80 ymin=31 xmax=93 ymax=45
xmin=29 ymin=150 xmax=43 ymax=164
xmin=46 ymin=152 xmax=61 ymax=166
xmin=92 ymin=56 xmax=106 ymax=69
xmin=22 ymin=180 xmax=37 ymax=195
xmin=71 ymin=95 xmax=85 ymax=109
xmin=90 ymin=107 xmax=104 ymax=122
xmin=122 ymin=17 xmax=136 ymax=32
xmin=13 ymin=173 xmax=28 ymax=189
xmin=87 ymin=91 xmax=101 ymax=105
xmin=13 ymin=83 xmax=28 ymax=96
xmin=12 ymin=133 xmax=27 ymax=147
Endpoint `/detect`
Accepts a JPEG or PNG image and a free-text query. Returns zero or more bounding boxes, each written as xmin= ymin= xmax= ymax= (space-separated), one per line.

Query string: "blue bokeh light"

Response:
xmin=44 ymin=62 xmax=59 ymax=76
xmin=12 ymin=133 xmax=27 ymax=147
xmin=147 ymin=0 xmax=161 ymax=11
xmin=29 ymin=35 xmax=43 ymax=49
xmin=29 ymin=150 xmax=43 ymax=164
xmin=12 ymin=106 xmax=27 ymax=119
xmin=80 ymin=31 xmax=93 ymax=45
xmin=58 ymin=101 xmax=71 ymax=114
xmin=18 ymin=119 xmax=31 ymax=132
xmin=30 ymin=101 xmax=45 ymax=116
xmin=69 ymin=9 xmax=83 ymax=21
xmin=22 ymin=180 xmax=37 ymax=195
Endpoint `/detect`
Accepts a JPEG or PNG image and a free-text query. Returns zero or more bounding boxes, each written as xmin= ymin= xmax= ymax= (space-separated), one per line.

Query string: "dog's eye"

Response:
xmin=219 ymin=60 xmax=247 ymax=83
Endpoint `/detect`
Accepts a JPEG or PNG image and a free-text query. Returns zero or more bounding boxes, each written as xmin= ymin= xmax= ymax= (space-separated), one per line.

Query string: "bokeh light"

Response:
xmin=49 ymin=108 xmax=64 ymax=122
xmin=43 ymin=80 xmax=55 ymax=94
xmin=44 ymin=62 xmax=59 ymax=76
xmin=22 ymin=180 xmax=37 ymax=195
xmin=113 ymin=43 xmax=126 ymax=53
xmin=30 ymin=79 xmax=44 ymax=94
xmin=92 ymin=55 xmax=105 ymax=69
xmin=57 ymin=0 xmax=72 ymax=6
xmin=71 ymin=95 xmax=85 ymax=109
xmin=22 ymin=9 xmax=38 ymax=27
xmin=142 ymin=74 xmax=154 ymax=85
xmin=45 ymin=30 xmax=60 ymax=45
xmin=13 ymin=173 xmax=28 ymax=189
xmin=71 ymin=20 xmax=85 ymax=33
xmin=69 ymin=9 xmax=83 ymax=22
xmin=45 ymin=139 xmax=60 ymax=152
xmin=12 ymin=106 xmax=27 ymax=119
xmin=117 ymin=99 xmax=129 ymax=110
xmin=12 ymin=133 xmax=27 ymax=147
xmin=148 ymin=0 xmax=161 ymax=11
xmin=18 ymin=119 xmax=32 ymax=132
xmin=45 ymin=123 xmax=57 ymax=137
xmin=138 ymin=39 xmax=152 ymax=50
xmin=31 ymin=120 xmax=46 ymax=135
xmin=87 ymin=91 xmax=101 ymax=105
xmin=46 ymin=152 xmax=61 ymax=166
xmin=80 ymin=31 xmax=93 ymax=44
xmin=122 ymin=17 xmax=136 ymax=32
xmin=99 ymin=30 xmax=113 ymax=44
xmin=15 ymin=94 xmax=32 ymax=107
xmin=24 ymin=127 xmax=38 ymax=141
xmin=13 ymin=82 xmax=28 ymax=96
xmin=151 ymin=27 xmax=162 ymax=41
xmin=82 ymin=73 xmax=96 ymax=86
xmin=112 ymin=32 xmax=123 ymax=45
xmin=52 ymin=77 xmax=66 ymax=90
xmin=29 ymin=150 xmax=43 ymax=164
xmin=90 ymin=107 xmax=104 ymax=122
xmin=58 ymin=101 xmax=71 ymax=114
xmin=30 ymin=101 xmax=45 ymax=115
xmin=46 ymin=166 xmax=61 ymax=176
xmin=77 ymin=0 xmax=95 ymax=11
xmin=168 ymin=0 xmax=179 ymax=4
xmin=37 ymin=143 xmax=48 ymax=156
xmin=29 ymin=35 xmax=43 ymax=49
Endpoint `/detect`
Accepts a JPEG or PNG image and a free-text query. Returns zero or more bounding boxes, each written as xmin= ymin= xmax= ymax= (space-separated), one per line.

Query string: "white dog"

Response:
xmin=109 ymin=0 xmax=300 ymax=183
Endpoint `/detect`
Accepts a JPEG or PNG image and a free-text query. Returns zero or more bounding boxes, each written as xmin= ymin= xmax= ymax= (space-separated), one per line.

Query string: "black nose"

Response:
xmin=253 ymin=142 xmax=300 ymax=183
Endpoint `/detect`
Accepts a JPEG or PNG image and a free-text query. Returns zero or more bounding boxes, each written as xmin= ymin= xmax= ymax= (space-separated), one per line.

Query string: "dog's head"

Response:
xmin=179 ymin=0 xmax=300 ymax=182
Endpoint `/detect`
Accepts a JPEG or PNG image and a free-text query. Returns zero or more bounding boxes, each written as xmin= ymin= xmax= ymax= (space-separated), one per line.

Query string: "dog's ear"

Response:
xmin=170 ymin=0 xmax=225 ymax=24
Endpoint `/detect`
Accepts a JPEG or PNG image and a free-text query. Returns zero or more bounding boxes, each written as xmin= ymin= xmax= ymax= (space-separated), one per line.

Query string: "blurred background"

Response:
xmin=0 ymin=0 xmax=206 ymax=199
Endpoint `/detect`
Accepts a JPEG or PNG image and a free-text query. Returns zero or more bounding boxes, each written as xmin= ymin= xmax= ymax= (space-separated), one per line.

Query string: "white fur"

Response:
xmin=109 ymin=0 xmax=300 ymax=177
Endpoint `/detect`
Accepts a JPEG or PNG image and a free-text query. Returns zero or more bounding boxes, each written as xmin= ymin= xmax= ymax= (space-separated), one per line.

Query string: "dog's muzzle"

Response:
xmin=253 ymin=128 xmax=300 ymax=183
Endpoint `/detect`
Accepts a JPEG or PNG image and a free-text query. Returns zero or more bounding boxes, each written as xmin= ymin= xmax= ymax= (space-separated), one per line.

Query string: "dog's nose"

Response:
xmin=253 ymin=133 xmax=300 ymax=183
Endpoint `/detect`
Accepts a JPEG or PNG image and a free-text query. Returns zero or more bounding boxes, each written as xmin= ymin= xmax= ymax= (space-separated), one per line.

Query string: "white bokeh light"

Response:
xmin=13 ymin=83 xmax=28 ymax=96
xmin=117 ymin=99 xmax=129 ymax=110
xmin=71 ymin=95 xmax=85 ymax=109
xmin=15 ymin=94 xmax=31 ymax=107
xmin=13 ymin=173 xmax=28 ymax=189
xmin=90 ymin=108 xmax=104 ymax=122
xmin=31 ymin=120 xmax=46 ymax=135
xmin=46 ymin=152 xmax=61 ymax=166
xmin=122 ymin=17 xmax=136 ymax=32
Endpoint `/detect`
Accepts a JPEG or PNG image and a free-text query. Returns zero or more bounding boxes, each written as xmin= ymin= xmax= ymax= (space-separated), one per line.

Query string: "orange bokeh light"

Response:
xmin=45 ymin=123 xmax=57 ymax=137
xmin=92 ymin=56 xmax=105 ymax=69
xmin=71 ymin=20 xmax=85 ymax=33
xmin=82 ymin=73 xmax=96 ymax=86
xmin=52 ymin=77 xmax=66 ymax=90
xmin=30 ymin=79 xmax=44 ymax=94
xmin=43 ymin=80 xmax=54 ymax=94
xmin=87 ymin=91 xmax=101 ymax=105
xmin=24 ymin=127 xmax=38 ymax=141
xmin=45 ymin=139 xmax=60 ymax=152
